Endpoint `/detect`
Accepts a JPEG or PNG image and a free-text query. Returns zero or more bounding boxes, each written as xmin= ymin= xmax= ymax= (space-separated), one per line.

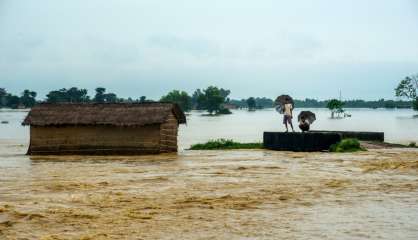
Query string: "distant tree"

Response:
xmin=255 ymin=97 xmax=273 ymax=108
xmin=104 ymin=93 xmax=118 ymax=103
xmin=46 ymin=88 xmax=89 ymax=103
xmin=219 ymin=88 xmax=231 ymax=99
xmin=7 ymin=95 xmax=20 ymax=108
xmin=327 ymin=99 xmax=344 ymax=118
xmin=46 ymin=89 xmax=68 ymax=103
xmin=93 ymin=87 xmax=118 ymax=103
xmin=191 ymin=89 xmax=205 ymax=110
xmin=202 ymin=86 xmax=230 ymax=114
xmin=140 ymin=96 xmax=147 ymax=103
xmin=246 ymin=97 xmax=256 ymax=110
xmin=395 ymin=74 xmax=418 ymax=111
xmin=0 ymin=88 xmax=7 ymax=107
xmin=160 ymin=90 xmax=192 ymax=112
xmin=94 ymin=87 xmax=106 ymax=103
xmin=67 ymin=87 xmax=89 ymax=103
xmin=20 ymin=90 xmax=37 ymax=108
xmin=230 ymin=99 xmax=248 ymax=109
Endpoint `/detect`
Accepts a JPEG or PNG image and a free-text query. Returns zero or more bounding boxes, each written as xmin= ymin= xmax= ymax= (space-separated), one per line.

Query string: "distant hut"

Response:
xmin=22 ymin=102 xmax=186 ymax=155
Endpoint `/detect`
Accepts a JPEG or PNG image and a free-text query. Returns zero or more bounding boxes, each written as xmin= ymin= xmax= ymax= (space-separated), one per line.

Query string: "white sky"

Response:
xmin=1 ymin=0 xmax=418 ymax=100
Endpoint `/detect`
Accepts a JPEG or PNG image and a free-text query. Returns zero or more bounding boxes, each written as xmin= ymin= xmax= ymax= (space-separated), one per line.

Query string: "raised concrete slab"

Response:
xmin=311 ymin=130 xmax=384 ymax=142
xmin=263 ymin=132 xmax=342 ymax=152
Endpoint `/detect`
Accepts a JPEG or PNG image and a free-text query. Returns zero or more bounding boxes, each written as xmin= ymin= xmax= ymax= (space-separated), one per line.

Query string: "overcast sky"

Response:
xmin=1 ymin=0 xmax=418 ymax=100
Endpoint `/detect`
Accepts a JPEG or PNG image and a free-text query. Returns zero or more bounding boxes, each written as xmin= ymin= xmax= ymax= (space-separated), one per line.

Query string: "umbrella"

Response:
xmin=298 ymin=111 xmax=316 ymax=124
xmin=275 ymin=95 xmax=294 ymax=106
xmin=274 ymin=95 xmax=294 ymax=114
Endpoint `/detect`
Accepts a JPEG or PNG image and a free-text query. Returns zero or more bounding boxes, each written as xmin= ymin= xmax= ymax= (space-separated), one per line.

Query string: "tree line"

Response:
xmin=1 ymin=74 xmax=417 ymax=112
xmin=0 ymin=88 xmax=37 ymax=109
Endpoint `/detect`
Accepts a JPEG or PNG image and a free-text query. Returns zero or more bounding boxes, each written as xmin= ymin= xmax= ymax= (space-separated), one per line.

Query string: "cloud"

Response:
xmin=1 ymin=0 xmax=418 ymax=100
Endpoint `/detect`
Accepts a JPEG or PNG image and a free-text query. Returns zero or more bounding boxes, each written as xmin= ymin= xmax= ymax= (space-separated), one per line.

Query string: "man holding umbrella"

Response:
xmin=298 ymin=111 xmax=316 ymax=132
xmin=275 ymin=95 xmax=295 ymax=132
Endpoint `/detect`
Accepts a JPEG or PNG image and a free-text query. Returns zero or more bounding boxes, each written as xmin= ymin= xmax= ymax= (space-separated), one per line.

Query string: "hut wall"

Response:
xmin=160 ymin=112 xmax=179 ymax=153
xmin=29 ymin=125 xmax=161 ymax=155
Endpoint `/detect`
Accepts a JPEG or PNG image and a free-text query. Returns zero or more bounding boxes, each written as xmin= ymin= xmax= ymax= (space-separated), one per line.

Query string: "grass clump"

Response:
xmin=330 ymin=138 xmax=365 ymax=153
xmin=189 ymin=139 xmax=263 ymax=150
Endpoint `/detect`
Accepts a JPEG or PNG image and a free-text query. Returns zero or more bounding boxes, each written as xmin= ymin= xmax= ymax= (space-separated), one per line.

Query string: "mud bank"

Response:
xmin=0 ymin=142 xmax=418 ymax=239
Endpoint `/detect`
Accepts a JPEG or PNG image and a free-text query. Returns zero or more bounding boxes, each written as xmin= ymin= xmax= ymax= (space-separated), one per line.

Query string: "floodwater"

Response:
xmin=1 ymin=109 xmax=418 ymax=239
xmin=2 ymin=108 xmax=417 ymax=146
xmin=179 ymin=108 xmax=418 ymax=148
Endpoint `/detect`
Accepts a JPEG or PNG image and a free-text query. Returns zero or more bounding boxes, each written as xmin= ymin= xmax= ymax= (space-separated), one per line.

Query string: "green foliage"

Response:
xmin=93 ymin=87 xmax=106 ymax=103
xmin=396 ymin=75 xmax=417 ymax=99
xmin=204 ymin=86 xmax=227 ymax=114
xmin=327 ymin=99 xmax=344 ymax=118
xmin=327 ymin=99 xmax=344 ymax=110
xmin=413 ymin=98 xmax=418 ymax=111
xmin=20 ymin=90 xmax=37 ymax=108
xmin=160 ymin=90 xmax=192 ymax=112
xmin=193 ymin=86 xmax=231 ymax=114
xmin=218 ymin=108 xmax=232 ymax=114
xmin=7 ymin=95 xmax=20 ymax=108
xmin=0 ymin=88 xmax=38 ymax=109
xmin=191 ymin=89 xmax=205 ymax=110
xmin=189 ymin=139 xmax=263 ymax=150
xmin=93 ymin=87 xmax=118 ymax=103
xmin=229 ymin=97 xmax=273 ymax=109
xmin=395 ymin=74 xmax=418 ymax=111
xmin=246 ymin=97 xmax=256 ymax=110
xmin=408 ymin=142 xmax=417 ymax=148
xmin=46 ymin=87 xmax=90 ymax=103
xmin=255 ymin=97 xmax=274 ymax=108
xmin=330 ymin=139 xmax=365 ymax=152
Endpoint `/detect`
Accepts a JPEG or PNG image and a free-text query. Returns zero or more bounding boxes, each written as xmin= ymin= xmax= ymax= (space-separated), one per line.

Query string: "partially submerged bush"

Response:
xmin=189 ymin=139 xmax=263 ymax=150
xmin=218 ymin=108 xmax=232 ymax=115
xmin=330 ymin=138 xmax=365 ymax=153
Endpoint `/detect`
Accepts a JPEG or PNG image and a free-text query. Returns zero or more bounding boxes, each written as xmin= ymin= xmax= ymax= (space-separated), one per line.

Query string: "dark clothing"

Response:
xmin=299 ymin=122 xmax=310 ymax=132
xmin=283 ymin=115 xmax=292 ymax=124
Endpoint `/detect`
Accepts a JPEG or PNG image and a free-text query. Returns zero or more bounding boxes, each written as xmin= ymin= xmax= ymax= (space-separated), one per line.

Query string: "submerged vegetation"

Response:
xmin=327 ymin=99 xmax=345 ymax=118
xmin=395 ymin=74 xmax=418 ymax=111
xmin=189 ymin=139 xmax=263 ymax=150
xmin=330 ymin=139 xmax=365 ymax=153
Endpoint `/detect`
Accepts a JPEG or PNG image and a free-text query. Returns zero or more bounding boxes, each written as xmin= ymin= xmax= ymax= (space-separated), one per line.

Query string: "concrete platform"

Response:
xmin=311 ymin=130 xmax=384 ymax=142
xmin=263 ymin=132 xmax=342 ymax=152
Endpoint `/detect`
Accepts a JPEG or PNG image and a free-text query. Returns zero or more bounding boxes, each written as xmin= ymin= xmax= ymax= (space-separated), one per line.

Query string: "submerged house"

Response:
xmin=22 ymin=102 xmax=186 ymax=155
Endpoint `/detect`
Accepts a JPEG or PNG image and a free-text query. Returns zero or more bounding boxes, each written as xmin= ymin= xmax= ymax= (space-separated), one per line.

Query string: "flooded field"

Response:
xmin=1 ymin=109 xmax=418 ymax=239
xmin=1 ymin=142 xmax=418 ymax=239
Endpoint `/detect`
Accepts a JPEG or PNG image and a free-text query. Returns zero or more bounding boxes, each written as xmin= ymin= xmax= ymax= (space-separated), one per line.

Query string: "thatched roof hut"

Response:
xmin=23 ymin=102 xmax=186 ymax=155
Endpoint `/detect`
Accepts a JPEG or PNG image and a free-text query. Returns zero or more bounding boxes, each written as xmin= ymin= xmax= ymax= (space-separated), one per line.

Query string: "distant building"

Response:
xmin=23 ymin=102 xmax=186 ymax=155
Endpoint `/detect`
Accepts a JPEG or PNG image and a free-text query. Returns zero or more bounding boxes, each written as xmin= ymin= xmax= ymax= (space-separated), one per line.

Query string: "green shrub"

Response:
xmin=408 ymin=142 xmax=417 ymax=148
xmin=330 ymin=138 xmax=365 ymax=152
xmin=413 ymin=98 xmax=418 ymax=111
xmin=189 ymin=139 xmax=263 ymax=150
xmin=218 ymin=108 xmax=232 ymax=115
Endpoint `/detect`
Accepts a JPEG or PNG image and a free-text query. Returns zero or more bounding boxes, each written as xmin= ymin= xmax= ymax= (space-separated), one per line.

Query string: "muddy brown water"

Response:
xmin=1 ymin=141 xmax=418 ymax=240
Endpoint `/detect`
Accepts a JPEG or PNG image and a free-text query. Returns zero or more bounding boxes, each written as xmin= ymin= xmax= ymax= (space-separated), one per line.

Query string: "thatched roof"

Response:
xmin=22 ymin=102 xmax=186 ymax=127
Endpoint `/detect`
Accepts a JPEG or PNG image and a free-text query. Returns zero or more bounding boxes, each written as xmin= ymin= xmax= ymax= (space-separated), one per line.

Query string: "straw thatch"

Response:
xmin=23 ymin=102 xmax=186 ymax=127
